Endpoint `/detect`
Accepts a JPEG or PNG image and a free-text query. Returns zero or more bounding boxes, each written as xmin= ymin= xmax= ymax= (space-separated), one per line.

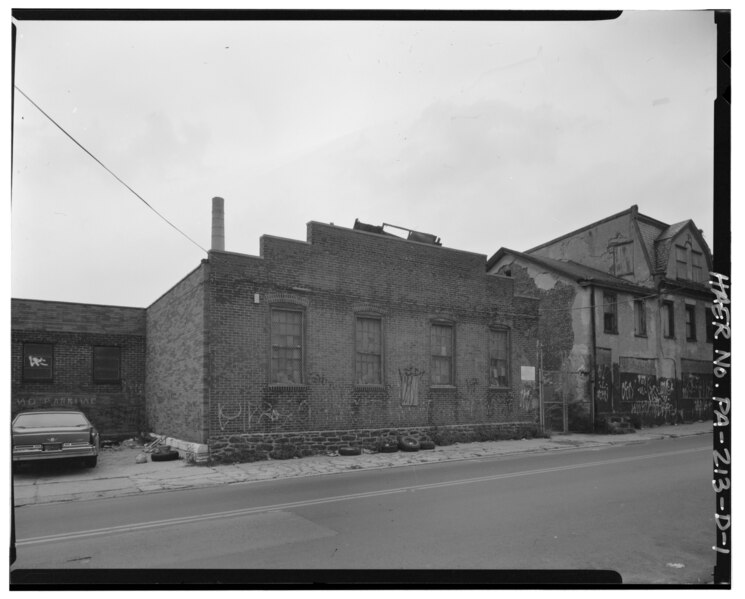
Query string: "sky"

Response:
xmin=10 ymin=9 xmax=720 ymax=308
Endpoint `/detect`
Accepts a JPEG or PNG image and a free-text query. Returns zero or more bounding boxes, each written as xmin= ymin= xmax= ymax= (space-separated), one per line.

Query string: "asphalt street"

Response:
xmin=11 ymin=433 xmax=714 ymax=585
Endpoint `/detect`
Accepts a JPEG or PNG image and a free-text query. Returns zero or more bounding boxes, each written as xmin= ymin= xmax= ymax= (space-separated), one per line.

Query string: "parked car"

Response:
xmin=12 ymin=410 xmax=100 ymax=468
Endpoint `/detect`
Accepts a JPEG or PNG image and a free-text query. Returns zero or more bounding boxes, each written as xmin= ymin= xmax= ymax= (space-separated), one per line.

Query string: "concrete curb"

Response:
xmin=13 ymin=423 xmax=712 ymax=508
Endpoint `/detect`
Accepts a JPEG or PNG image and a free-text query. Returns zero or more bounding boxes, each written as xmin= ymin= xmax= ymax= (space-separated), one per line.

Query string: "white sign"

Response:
xmin=521 ymin=366 xmax=536 ymax=381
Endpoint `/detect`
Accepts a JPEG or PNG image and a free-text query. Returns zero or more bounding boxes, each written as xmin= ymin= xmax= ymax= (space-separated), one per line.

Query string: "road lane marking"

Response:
xmin=15 ymin=487 xmax=409 ymax=546
xmin=16 ymin=445 xmax=707 ymax=546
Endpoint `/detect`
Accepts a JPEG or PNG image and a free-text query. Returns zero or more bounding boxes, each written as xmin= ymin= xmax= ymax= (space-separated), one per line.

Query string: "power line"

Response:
xmin=537 ymin=283 xmax=698 ymax=314
xmin=14 ymin=86 xmax=208 ymax=254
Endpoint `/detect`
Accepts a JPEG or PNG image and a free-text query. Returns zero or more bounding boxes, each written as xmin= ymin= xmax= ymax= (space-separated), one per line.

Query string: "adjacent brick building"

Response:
xmin=487 ymin=205 xmax=713 ymax=431
xmin=11 ymin=299 xmax=146 ymax=437
xmin=11 ymin=214 xmax=541 ymax=459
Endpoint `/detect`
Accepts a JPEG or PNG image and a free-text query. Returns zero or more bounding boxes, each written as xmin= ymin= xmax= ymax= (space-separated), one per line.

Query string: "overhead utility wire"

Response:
xmin=537 ymin=282 xmax=700 ymax=314
xmin=14 ymin=86 xmax=208 ymax=253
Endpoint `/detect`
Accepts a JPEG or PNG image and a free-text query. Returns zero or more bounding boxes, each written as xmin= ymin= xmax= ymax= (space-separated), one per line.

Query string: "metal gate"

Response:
xmin=540 ymin=370 xmax=592 ymax=433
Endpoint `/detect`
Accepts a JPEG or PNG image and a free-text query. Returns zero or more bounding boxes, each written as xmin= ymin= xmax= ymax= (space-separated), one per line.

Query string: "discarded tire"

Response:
xmin=338 ymin=446 xmax=362 ymax=456
xmin=398 ymin=436 xmax=420 ymax=452
xmin=379 ymin=441 xmax=399 ymax=453
xmin=419 ymin=439 xmax=436 ymax=450
xmin=151 ymin=449 xmax=179 ymax=462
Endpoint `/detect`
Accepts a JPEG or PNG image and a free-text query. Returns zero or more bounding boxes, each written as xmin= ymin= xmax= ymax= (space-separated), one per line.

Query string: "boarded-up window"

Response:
xmin=675 ymin=245 xmax=688 ymax=279
xmin=685 ymin=305 xmax=697 ymax=341
xmin=23 ymin=343 xmax=53 ymax=382
xmin=662 ymin=300 xmax=675 ymax=338
xmin=634 ymin=299 xmax=647 ymax=337
xmin=271 ymin=309 xmax=303 ymax=384
xmin=93 ymin=346 xmax=121 ymax=383
xmin=430 ymin=323 xmax=453 ymax=385
xmin=489 ymin=328 xmax=509 ymax=387
xmin=613 ymin=242 xmax=634 ymax=276
xmin=603 ymin=292 xmax=618 ymax=334
xmin=691 ymin=251 xmax=703 ymax=283
xmin=355 ymin=317 xmax=382 ymax=384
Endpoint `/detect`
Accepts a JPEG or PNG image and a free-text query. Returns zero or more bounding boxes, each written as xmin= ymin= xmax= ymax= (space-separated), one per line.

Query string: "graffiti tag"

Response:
xmin=28 ymin=355 xmax=48 ymax=368
xmin=399 ymin=367 xmax=425 ymax=406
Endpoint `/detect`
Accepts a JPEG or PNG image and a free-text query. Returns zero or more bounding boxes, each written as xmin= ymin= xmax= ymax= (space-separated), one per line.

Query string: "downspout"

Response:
xmin=657 ymin=290 xmax=679 ymax=421
xmin=587 ymin=281 xmax=598 ymax=432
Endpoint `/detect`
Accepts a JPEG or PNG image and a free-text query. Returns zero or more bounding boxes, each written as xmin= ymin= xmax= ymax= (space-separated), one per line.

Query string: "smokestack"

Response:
xmin=211 ymin=196 xmax=225 ymax=251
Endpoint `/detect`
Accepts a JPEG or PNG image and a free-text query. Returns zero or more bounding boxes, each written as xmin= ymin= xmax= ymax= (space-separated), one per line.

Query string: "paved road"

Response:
xmin=11 ymin=434 xmax=714 ymax=585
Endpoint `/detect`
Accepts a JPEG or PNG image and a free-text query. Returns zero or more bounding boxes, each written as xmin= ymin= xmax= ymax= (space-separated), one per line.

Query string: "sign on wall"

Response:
xmin=521 ymin=366 xmax=535 ymax=381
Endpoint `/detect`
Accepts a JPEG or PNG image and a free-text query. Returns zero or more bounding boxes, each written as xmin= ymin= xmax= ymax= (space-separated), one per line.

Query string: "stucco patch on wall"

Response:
xmin=533 ymin=271 xmax=558 ymax=291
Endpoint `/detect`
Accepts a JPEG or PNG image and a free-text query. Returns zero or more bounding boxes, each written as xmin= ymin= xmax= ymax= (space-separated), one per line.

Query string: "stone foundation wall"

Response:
xmin=209 ymin=421 xmax=541 ymax=464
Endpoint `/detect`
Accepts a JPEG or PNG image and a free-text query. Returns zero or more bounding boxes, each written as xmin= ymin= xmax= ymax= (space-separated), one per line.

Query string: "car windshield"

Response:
xmin=14 ymin=412 xmax=88 ymax=428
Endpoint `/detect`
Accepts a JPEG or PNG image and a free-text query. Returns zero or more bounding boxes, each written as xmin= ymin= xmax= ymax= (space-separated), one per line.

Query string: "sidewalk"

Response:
xmin=12 ymin=421 xmax=712 ymax=508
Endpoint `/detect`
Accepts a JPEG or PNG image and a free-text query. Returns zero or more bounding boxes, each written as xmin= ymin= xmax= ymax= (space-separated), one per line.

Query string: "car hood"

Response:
xmin=12 ymin=425 xmax=94 ymax=445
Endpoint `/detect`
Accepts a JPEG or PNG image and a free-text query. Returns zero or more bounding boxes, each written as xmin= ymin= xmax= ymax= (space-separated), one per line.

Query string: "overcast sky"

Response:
xmin=11 ymin=10 xmax=719 ymax=307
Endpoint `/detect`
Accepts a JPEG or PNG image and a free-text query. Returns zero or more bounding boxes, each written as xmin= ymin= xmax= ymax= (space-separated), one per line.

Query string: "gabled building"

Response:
xmin=487 ymin=205 xmax=713 ymax=431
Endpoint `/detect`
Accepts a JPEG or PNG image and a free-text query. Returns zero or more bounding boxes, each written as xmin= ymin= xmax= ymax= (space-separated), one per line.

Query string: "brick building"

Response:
xmin=487 ymin=205 xmax=713 ymax=432
xmin=11 ymin=300 xmax=146 ymax=437
xmin=148 ymin=219 xmax=540 ymax=461
xmin=11 ymin=206 xmax=541 ymax=460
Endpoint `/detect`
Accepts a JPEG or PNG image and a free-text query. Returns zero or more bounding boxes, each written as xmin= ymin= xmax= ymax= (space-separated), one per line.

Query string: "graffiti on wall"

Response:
xmin=464 ymin=378 xmax=484 ymax=417
xmin=247 ymin=400 xmax=303 ymax=429
xmin=218 ymin=402 xmax=243 ymax=431
xmin=683 ymin=373 xmax=712 ymax=401
xmin=399 ymin=367 xmax=425 ymax=406
xmin=620 ymin=374 xmax=675 ymax=418
xmin=122 ymin=379 xmax=144 ymax=398
xmin=520 ymin=381 xmax=536 ymax=412
xmin=693 ymin=399 xmax=708 ymax=420
xmin=595 ymin=348 xmax=613 ymax=413
xmin=596 ymin=365 xmax=612 ymax=409
xmin=308 ymin=372 xmax=330 ymax=385
xmin=682 ymin=373 xmax=713 ymax=420
xmin=120 ymin=405 xmax=142 ymax=431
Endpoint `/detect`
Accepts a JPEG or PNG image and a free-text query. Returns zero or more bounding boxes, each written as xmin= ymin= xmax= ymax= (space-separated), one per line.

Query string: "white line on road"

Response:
xmin=16 ymin=445 xmax=707 ymax=546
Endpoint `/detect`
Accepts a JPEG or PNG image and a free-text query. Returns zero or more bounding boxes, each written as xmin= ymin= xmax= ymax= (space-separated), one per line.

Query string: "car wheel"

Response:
xmin=338 ymin=446 xmax=361 ymax=456
xmin=151 ymin=450 xmax=180 ymax=462
xmin=84 ymin=456 xmax=98 ymax=468
xmin=398 ymin=436 xmax=420 ymax=452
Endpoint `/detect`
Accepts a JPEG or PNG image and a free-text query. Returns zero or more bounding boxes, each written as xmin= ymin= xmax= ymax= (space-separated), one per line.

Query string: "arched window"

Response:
xmin=430 ymin=320 xmax=455 ymax=385
xmin=270 ymin=306 xmax=304 ymax=384
xmin=355 ymin=314 xmax=383 ymax=385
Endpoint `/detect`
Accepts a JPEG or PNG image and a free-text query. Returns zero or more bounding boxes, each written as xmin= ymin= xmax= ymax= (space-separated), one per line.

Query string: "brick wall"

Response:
xmin=11 ymin=299 xmax=146 ymax=438
xmin=206 ymin=222 xmax=539 ymax=449
xmin=146 ymin=264 xmax=208 ymax=443
xmin=12 ymin=299 xmax=146 ymax=335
